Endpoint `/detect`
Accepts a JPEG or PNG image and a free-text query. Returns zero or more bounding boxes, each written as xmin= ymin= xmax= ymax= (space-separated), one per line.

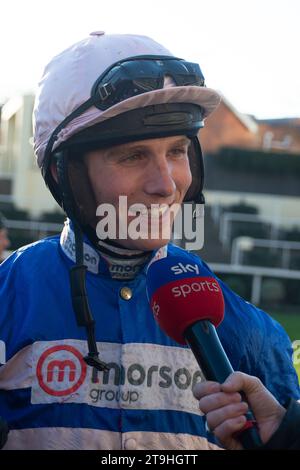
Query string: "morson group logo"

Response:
xmin=32 ymin=340 xmax=204 ymax=414
xmin=36 ymin=345 xmax=87 ymax=397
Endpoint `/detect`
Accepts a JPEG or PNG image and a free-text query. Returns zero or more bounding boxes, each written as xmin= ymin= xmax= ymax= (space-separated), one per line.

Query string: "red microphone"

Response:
xmin=146 ymin=256 xmax=263 ymax=449
xmin=149 ymin=275 xmax=224 ymax=344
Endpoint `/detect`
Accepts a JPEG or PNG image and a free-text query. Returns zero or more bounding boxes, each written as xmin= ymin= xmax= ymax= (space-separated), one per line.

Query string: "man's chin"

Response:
xmin=117 ymin=237 xmax=172 ymax=252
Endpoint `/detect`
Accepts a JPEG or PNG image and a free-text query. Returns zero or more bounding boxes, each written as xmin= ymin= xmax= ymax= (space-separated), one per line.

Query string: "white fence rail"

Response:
xmin=210 ymin=262 xmax=300 ymax=306
xmin=3 ymin=218 xmax=63 ymax=240
xmin=217 ymin=212 xmax=300 ymax=248
xmin=231 ymin=237 xmax=300 ymax=270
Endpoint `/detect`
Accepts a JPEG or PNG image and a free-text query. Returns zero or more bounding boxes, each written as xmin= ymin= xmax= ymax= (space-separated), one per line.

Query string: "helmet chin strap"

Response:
xmin=55 ymin=151 xmax=109 ymax=372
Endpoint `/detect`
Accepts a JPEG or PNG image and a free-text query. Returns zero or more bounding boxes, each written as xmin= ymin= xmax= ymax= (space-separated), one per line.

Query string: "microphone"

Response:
xmin=146 ymin=255 xmax=262 ymax=449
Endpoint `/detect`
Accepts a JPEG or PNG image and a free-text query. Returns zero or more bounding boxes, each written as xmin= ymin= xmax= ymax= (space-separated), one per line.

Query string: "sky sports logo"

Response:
xmin=170 ymin=262 xmax=200 ymax=275
xmin=171 ymin=280 xmax=220 ymax=298
xmin=169 ymin=263 xmax=220 ymax=298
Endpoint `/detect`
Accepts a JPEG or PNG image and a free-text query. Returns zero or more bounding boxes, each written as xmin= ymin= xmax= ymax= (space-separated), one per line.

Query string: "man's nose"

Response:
xmin=144 ymin=157 xmax=176 ymax=198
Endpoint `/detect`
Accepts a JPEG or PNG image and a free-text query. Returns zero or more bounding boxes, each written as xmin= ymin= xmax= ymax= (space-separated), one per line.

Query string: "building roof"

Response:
xmin=221 ymin=95 xmax=259 ymax=133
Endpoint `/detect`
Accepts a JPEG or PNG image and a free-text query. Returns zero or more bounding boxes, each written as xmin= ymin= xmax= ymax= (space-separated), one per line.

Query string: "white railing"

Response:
xmin=4 ymin=219 xmax=63 ymax=239
xmin=0 ymin=195 xmax=13 ymax=203
xmin=231 ymin=237 xmax=300 ymax=270
xmin=210 ymin=262 xmax=300 ymax=306
xmin=218 ymin=212 xmax=300 ymax=248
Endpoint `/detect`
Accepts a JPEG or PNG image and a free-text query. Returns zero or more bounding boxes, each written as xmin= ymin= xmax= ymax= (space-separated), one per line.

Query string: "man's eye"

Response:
xmin=121 ymin=153 xmax=144 ymax=162
xmin=170 ymin=147 xmax=188 ymax=156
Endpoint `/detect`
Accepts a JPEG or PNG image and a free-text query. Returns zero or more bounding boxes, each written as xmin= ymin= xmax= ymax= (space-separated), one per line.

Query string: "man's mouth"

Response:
xmin=140 ymin=205 xmax=171 ymax=217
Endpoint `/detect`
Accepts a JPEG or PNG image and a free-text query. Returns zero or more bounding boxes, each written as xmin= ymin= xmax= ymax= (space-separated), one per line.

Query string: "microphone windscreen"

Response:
xmin=146 ymin=256 xmax=224 ymax=344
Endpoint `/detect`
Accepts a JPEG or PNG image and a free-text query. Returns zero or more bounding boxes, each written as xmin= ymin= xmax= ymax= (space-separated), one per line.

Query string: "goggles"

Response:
xmin=44 ymin=56 xmax=205 ymax=160
xmin=91 ymin=55 xmax=205 ymax=111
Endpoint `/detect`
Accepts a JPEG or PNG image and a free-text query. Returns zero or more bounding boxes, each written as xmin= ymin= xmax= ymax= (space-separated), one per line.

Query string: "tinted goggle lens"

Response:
xmin=92 ymin=58 xmax=205 ymax=110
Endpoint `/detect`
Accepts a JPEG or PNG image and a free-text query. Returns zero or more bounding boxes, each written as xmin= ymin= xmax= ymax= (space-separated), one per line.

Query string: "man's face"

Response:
xmin=0 ymin=228 xmax=10 ymax=258
xmin=85 ymin=135 xmax=192 ymax=250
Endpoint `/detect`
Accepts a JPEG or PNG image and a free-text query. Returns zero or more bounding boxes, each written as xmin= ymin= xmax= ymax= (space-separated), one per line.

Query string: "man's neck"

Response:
xmin=96 ymin=239 xmax=151 ymax=280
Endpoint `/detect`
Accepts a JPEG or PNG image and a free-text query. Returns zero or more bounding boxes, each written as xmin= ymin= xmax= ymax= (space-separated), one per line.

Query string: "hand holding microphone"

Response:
xmin=193 ymin=371 xmax=286 ymax=450
xmin=146 ymin=255 xmax=263 ymax=449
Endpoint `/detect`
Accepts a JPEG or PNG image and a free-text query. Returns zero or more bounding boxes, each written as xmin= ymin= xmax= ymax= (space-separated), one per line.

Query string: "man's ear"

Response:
xmin=50 ymin=161 xmax=58 ymax=183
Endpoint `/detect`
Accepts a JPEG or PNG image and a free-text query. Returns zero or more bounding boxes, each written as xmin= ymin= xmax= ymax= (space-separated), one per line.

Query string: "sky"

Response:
xmin=1 ymin=0 xmax=299 ymax=119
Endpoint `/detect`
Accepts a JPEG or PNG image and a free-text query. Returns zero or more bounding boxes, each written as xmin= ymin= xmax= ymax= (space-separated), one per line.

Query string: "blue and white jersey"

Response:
xmin=0 ymin=221 xmax=299 ymax=450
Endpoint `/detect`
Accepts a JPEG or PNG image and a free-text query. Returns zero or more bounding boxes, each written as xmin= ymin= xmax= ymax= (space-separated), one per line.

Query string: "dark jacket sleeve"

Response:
xmin=0 ymin=416 xmax=8 ymax=449
xmin=261 ymin=398 xmax=300 ymax=450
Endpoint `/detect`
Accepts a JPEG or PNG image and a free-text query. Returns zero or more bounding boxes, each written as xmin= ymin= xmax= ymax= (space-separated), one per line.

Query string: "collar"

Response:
xmin=59 ymin=219 xmax=168 ymax=279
